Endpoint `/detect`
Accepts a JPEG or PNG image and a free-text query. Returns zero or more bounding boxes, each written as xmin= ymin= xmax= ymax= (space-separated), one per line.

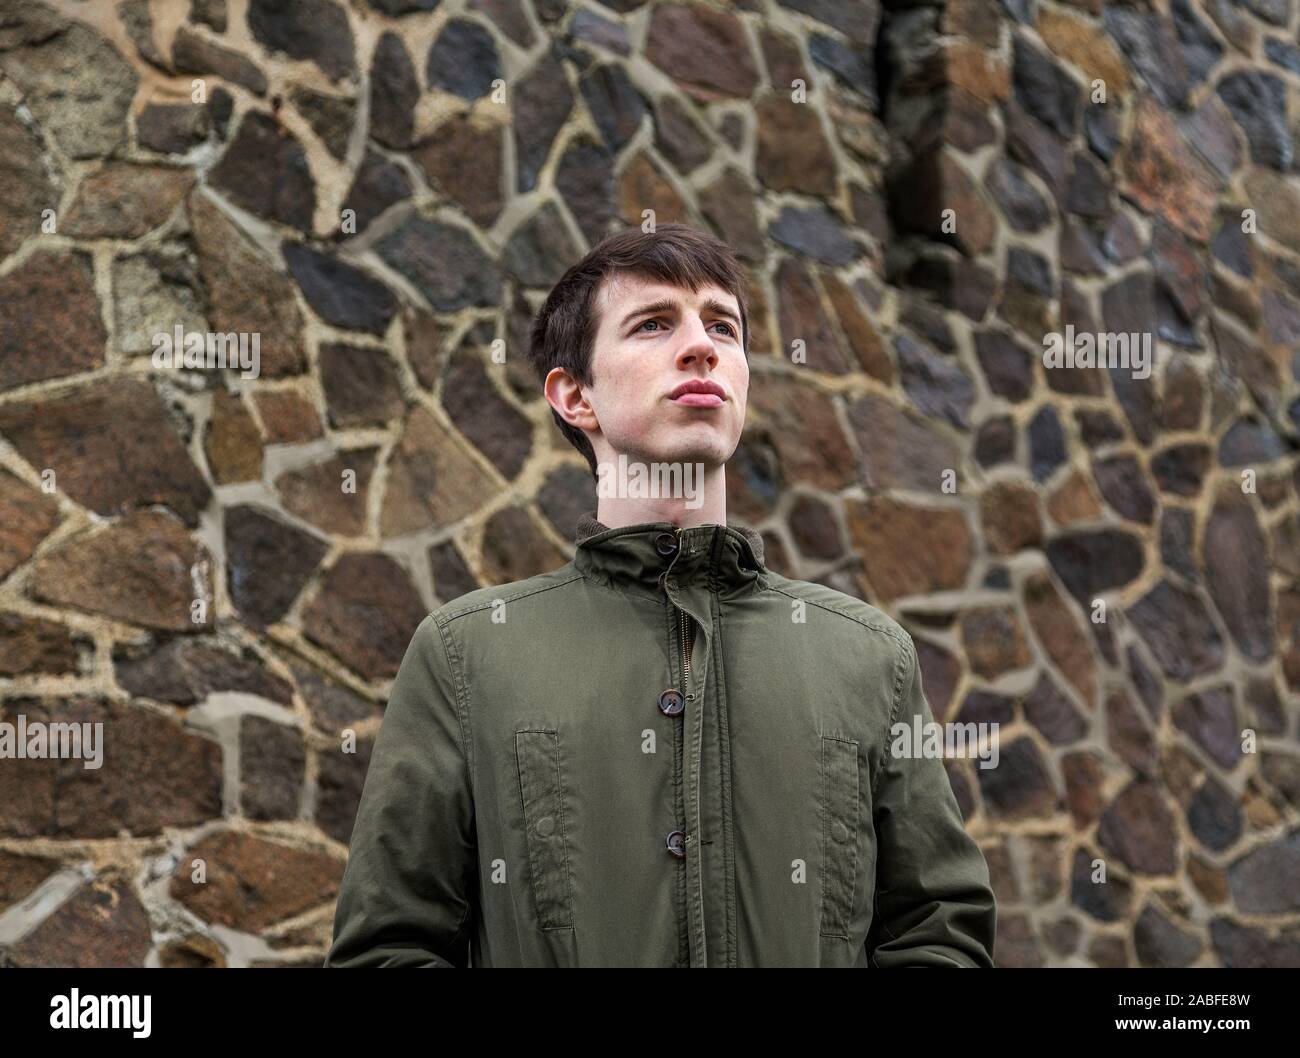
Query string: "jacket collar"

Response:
xmin=573 ymin=510 xmax=766 ymax=599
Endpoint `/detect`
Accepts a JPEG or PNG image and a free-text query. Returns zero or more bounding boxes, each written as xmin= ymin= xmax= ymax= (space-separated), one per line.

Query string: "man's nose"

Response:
xmin=675 ymin=315 xmax=718 ymax=369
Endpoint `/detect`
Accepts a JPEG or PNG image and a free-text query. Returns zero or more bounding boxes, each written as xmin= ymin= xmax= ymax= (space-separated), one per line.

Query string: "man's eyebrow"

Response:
xmin=619 ymin=298 xmax=678 ymax=329
xmin=619 ymin=296 xmax=741 ymax=330
xmin=701 ymin=297 xmax=742 ymax=328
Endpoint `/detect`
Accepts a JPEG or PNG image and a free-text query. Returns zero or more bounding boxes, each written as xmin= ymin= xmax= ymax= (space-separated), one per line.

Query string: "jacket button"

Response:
xmin=654 ymin=532 xmax=678 ymax=557
xmin=536 ymin=816 xmax=555 ymax=837
xmin=831 ymin=821 xmax=849 ymax=843
xmin=658 ymin=689 xmax=685 ymax=716
xmin=666 ymin=831 xmax=686 ymax=858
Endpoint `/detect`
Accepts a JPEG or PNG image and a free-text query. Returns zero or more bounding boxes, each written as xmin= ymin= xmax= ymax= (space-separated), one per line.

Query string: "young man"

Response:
xmin=325 ymin=224 xmax=996 ymax=967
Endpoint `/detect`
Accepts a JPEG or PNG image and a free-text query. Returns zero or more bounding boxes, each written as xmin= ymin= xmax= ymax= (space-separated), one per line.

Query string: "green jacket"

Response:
xmin=325 ymin=513 xmax=996 ymax=967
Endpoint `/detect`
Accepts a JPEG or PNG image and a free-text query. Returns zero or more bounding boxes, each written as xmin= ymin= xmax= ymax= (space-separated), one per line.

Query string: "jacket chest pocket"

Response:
xmin=515 ymin=728 xmax=575 ymax=930
xmin=819 ymin=735 xmax=861 ymax=939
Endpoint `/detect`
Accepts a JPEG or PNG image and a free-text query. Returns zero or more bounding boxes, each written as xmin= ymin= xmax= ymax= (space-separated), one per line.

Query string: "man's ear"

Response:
xmin=544 ymin=366 xmax=599 ymax=433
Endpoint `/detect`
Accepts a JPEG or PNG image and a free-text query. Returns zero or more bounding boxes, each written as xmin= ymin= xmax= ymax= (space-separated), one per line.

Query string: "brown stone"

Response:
xmin=205 ymin=389 xmax=264 ymax=484
xmin=440 ymin=352 xmax=531 ymax=480
xmin=113 ymin=638 xmax=293 ymax=706
xmin=1037 ymin=9 xmax=1130 ymax=94
xmin=645 ymin=3 xmax=759 ymax=102
xmin=1022 ymin=569 xmax=1097 ymax=709
xmin=1062 ymin=749 xmax=1106 ymax=827
xmin=7 ymin=877 xmax=151 ymax=967
xmin=821 ymin=272 xmax=893 ymax=381
xmin=980 ymin=480 xmax=1042 ymax=554
xmin=0 ymin=612 xmax=79 ymax=676
xmin=698 ymin=167 xmax=765 ymax=263
xmin=1173 ymin=686 xmax=1243 ymax=770
xmin=1203 ymin=494 xmax=1273 ymax=663
xmin=240 ymin=715 xmax=305 ymax=821
xmin=1120 ymin=97 xmax=1218 ymax=243
xmin=302 ymin=553 xmax=426 ymax=679
xmin=158 ymin=934 xmax=227 ymax=968
xmin=169 ymin=830 xmax=341 ymax=933
xmin=961 ymin=606 xmax=1033 ymax=679
xmin=618 ymin=151 xmax=689 ymax=225
xmin=0 ymin=848 xmax=62 ymax=912
xmin=275 ymin=448 xmax=377 ymax=536
xmin=172 ymin=25 xmax=267 ymax=94
xmin=319 ymin=342 xmax=405 ymax=428
xmin=254 ymin=389 xmax=323 ymax=443
xmin=224 ymin=505 xmax=328 ymax=629
xmin=774 ymin=258 xmax=851 ymax=373
xmin=1098 ymin=780 xmax=1179 ymax=875
xmin=847 ymin=393 xmax=960 ymax=495
xmin=63 ymin=162 xmax=193 ymax=238
xmin=755 ymin=95 xmax=837 ymax=197
xmin=848 ymin=497 xmax=973 ymax=602
xmin=479 ymin=506 xmax=569 ymax=584
xmin=0 ymin=470 xmax=60 ymax=582
xmin=0 ymin=105 xmax=58 ymax=260
xmin=30 ymin=511 xmax=211 ymax=632
xmin=0 ymin=697 xmax=222 ymax=838
xmin=317 ymin=736 xmax=372 ymax=844
xmin=1107 ymin=688 xmax=1158 ymax=777
xmin=413 ymin=113 xmax=506 ymax=228
xmin=748 ymin=377 xmax=856 ymax=491
xmin=977 ymin=736 xmax=1059 ymax=820
xmin=0 ymin=251 xmax=105 ymax=391
xmin=382 ymin=406 xmax=499 ymax=537
xmin=941 ymin=42 xmax=1011 ymax=105
xmin=891 ymin=149 xmax=996 ymax=256
xmin=190 ymin=192 xmax=306 ymax=376
xmin=291 ymin=662 xmax=380 ymax=734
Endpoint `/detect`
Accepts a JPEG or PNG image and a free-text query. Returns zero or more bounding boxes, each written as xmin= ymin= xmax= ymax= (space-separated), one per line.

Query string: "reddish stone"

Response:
xmin=253 ymin=389 xmax=323 ymax=443
xmin=1120 ymin=97 xmax=1218 ymax=243
xmin=63 ymin=162 xmax=193 ymax=238
xmin=31 ymin=511 xmax=212 ymax=632
xmin=302 ymin=552 xmax=426 ymax=679
xmin=0 ymin=251 xmax=105 ymax=391
xmin=8 ymin=878 xmax=151 ymax=967
xmin=1022 ymin=570 xmax=1097 ymax=709
xmin=190 ymin=192 xmax=306 ymax=376
xmin=0 ymin=697 xmax=222 ymax=838
xmin=169 ymin=830 xmax=342 ymax=933
xmin=0 ymin=470 xmax=60 ymax=582
xmin=275 ymin=448 xmax=377 ymax=536
xmin=645 ymin=3 xmax=759 ymax=102
xmin=205 ymin=389 xmax=264 ymax=484
xmin=848 ymin=497 xmax=973 ymax=602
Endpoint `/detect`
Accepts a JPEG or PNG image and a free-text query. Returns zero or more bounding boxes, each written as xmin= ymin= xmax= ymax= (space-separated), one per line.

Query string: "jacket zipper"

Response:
xmin=672 ymin=528 xmax=692 ymax=697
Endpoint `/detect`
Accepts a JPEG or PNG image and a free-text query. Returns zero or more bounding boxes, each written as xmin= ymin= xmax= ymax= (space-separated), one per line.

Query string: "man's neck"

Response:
xmin=594 ymin=460 xmax=728 ymax=529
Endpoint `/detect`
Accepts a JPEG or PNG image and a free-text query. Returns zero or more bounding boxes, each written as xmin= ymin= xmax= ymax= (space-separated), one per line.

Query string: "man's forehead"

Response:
xmin=596 ymin=272 xmax=739 ymax=317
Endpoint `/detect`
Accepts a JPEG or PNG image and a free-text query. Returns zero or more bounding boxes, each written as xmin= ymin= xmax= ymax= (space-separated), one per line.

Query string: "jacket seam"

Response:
xmin=435 ymin=572 xmax=587 ymax=624
xmin=433 ymin=616 xmax=476 ymax=804
xmin=765 ymin=584 xmax=912 ymax=651
xmin=869 ymin=635 xmax=913 ymax=804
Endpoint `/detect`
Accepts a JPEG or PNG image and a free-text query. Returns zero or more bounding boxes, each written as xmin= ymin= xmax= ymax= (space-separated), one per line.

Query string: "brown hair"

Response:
xmin=527 ymin=222 xmax=750 ymax=477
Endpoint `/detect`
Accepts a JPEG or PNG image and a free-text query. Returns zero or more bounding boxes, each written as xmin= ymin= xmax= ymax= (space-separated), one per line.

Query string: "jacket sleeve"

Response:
xmin=865 ymin=633 xmax=997 ymax=967
xmin=325 ymin=614 xmax=477 ymax=967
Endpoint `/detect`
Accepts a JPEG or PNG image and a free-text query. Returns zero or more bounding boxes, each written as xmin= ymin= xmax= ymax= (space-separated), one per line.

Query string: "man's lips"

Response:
xmin=668 ymin=380 xmax=726 ymax=407
xmin=671 ymin=392 xmax=724 ymax=407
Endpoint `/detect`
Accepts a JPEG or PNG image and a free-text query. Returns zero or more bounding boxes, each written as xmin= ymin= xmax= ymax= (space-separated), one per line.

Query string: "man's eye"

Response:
xmin=635 ymin=318 xmax=662 ymax=333
xmin=712 ymin=322 xmax=737 ymax=338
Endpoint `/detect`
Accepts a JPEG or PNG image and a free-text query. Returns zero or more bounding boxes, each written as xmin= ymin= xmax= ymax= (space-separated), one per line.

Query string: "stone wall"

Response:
xmin=0 ymin=0 xmax=1296 ymax=967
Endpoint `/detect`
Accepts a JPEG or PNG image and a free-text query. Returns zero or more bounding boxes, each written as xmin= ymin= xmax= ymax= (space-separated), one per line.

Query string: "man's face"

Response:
xmin=559 ymin=273 xmax=749 ymax=470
